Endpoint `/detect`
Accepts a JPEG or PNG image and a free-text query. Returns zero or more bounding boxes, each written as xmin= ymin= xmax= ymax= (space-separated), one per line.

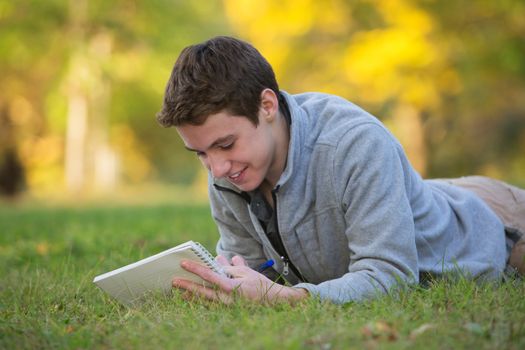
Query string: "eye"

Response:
xmin=219 ymin=142 xmax=234 ymax=150
xmin=196 ymin=151 xmax=206 ymax=158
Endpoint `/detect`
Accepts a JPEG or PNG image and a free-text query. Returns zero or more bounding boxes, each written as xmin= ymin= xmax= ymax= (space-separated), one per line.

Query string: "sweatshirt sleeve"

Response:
xmin=294 ymin=123 xmax=420 ymax=303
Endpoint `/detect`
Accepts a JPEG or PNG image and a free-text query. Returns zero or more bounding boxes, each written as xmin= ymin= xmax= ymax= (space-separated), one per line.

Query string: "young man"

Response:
xmin=156 ymin=36 xmax=525 ymax=304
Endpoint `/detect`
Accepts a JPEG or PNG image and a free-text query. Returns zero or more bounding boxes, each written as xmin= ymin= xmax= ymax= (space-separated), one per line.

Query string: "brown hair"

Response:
xmin=156 ymin=36 xmax=280 ymax=127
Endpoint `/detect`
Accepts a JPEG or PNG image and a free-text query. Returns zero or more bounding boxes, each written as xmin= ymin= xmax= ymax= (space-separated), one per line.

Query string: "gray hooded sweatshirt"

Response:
xmin=210 ymin=91 xmax=507 ymax=304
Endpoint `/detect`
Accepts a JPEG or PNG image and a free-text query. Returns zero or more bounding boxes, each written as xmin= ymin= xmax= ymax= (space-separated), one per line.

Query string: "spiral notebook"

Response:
xmin=93 ymin=241 xmax=225 ymax=305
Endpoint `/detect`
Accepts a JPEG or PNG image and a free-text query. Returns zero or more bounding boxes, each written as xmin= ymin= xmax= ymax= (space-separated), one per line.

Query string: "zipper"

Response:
xmin=214 ymin=182 xmax=307 ymax=282
xmin=281 ymin=258 xmax=289 ymax=276
xmin=272 ymin=187 xmax=307 ymax=282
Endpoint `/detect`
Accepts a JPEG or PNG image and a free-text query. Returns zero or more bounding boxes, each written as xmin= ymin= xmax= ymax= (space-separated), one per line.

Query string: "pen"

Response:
xmin=256 ymin=259 xmax=275 ymax=273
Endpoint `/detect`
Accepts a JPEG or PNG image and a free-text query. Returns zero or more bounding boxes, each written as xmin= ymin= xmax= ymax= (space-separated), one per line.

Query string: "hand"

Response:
xmin=172 ymin=255 xmax=308 ymax=305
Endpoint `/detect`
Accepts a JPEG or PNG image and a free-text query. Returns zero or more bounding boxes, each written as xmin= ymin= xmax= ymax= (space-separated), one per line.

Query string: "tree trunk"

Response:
xmin=0 ymin=101 xmax=25 ymax=197
xmin=392 ymin=104 xmax=427 ymax=176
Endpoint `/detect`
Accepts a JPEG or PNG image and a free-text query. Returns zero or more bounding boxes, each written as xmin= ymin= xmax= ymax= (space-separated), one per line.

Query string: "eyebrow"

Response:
xmin=184 ymin=135 xmax=235 ymax=153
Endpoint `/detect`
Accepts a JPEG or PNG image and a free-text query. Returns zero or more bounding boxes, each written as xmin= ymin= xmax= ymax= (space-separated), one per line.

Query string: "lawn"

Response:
xmin=1 ymin=203 xmax=524 ymax=349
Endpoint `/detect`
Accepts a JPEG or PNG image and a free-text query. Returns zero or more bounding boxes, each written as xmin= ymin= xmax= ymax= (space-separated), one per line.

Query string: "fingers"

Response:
xmin=215 ymin=254 xmax=247 ymax=267
xmin=231 ymin=255 xmax=247 ymax=266
xmin=181 ymin=260 xmax=226 ymax=285
xmin=222 ymin=264 xmax=254 ymax=279
xmin=173 ymin=278 xmax=233 ymax=304
xmin=215 ymin=255 xmax=230 ymax=266
xmin=180 ymin=259 xmax=237 ymax=293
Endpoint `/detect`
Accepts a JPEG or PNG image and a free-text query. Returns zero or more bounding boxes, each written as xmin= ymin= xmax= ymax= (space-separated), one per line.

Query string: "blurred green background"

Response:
xmin=1 ymin=0 xmax=524 ymax=204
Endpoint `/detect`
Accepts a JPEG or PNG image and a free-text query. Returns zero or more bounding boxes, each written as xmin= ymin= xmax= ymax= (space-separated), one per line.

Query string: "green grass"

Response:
xmin=1 ymin=203 xmax=524 ymax=349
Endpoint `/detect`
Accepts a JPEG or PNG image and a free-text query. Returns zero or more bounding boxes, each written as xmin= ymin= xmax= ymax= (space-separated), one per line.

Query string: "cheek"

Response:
xmin=253 ymin=136 xmax=273 ymax=163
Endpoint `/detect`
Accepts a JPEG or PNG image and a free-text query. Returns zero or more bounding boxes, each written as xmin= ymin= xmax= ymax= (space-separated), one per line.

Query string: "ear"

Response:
xmin=259 ymin=88 xmax=279 ymax=122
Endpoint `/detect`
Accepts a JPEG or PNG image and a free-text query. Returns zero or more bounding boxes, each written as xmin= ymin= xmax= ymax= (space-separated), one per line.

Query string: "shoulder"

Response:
xmin=285 ymin=91 xmax=390 ymax=148
xmin=289 ymin=92 xmax=371 ymax=123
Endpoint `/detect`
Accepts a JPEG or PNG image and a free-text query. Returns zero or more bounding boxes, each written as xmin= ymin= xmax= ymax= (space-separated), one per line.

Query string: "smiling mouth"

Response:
xmin=228 ymin=168 xmax=246 ymax=181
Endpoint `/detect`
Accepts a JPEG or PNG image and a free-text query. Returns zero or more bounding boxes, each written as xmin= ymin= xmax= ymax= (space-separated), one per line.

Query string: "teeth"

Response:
xmin=229 ymin=171 xmax=241 ymax=179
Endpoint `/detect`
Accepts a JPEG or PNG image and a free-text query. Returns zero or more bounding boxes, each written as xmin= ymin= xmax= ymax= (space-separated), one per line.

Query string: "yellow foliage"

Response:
xmin=19 ymin=136 xmax=64 ymax=192
xmin=342 ymin=1 xmax=446 ymax=108
xmin=224 ymin=0 xmax=452 ymax=109
xmin=112 ymin=49 xmax=148 ymax=82
xmin=389 ymin=104 xmax=427 ymax=174
xmin=224 ymin=0 xmax=349 ymax=77
xmin=9 ymin=96 xmax=35 ymax=127
xmin=224 ymin=0 xmax=314 ymax=39
xmin=192 ymin=167 xmax=211 ymax=201
xmin=345 ymin=28 xmax=437 ymax=78
xmin=376 ymin=0 xmax=433 ymax=32
xmin=0 ymin=1 xmax=13 ymax=20
xmin=112 ymin=124 xmax=153 ymax=183
xmin=437 ymin=69 xmax=462 ymax=94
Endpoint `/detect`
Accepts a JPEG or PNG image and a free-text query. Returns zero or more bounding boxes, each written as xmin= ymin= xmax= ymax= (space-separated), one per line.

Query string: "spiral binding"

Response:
xmin=191 ymin=241 xmax=223 ymax=274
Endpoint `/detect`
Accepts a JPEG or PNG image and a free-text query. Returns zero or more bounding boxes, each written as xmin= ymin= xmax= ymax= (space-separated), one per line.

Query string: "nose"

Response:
xmin=206 ymin=153 xmax=231 ymax=179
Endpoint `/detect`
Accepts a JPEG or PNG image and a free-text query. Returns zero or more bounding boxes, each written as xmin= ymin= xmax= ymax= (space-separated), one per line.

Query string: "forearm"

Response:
xmin=294 ymin=266 xmax=415 ymax=304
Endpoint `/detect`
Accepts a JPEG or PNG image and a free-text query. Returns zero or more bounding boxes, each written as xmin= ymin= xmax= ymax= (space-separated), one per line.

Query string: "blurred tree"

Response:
xmin=1 ymin=0 xmax=523 ymax=200
xmin=420 ymin=0 xmax=525 ymax=184
xmin=0 ymin=103 xmax=25 ymax=197
xmin=0 ymin=0 xmax=229 ymax=198
xmin=0 ymin=0 xmax=64 ymax=197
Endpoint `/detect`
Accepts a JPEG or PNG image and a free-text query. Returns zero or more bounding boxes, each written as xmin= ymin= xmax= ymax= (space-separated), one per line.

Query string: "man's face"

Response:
xmin=176 ymin=110 xmax=280 ymax=192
